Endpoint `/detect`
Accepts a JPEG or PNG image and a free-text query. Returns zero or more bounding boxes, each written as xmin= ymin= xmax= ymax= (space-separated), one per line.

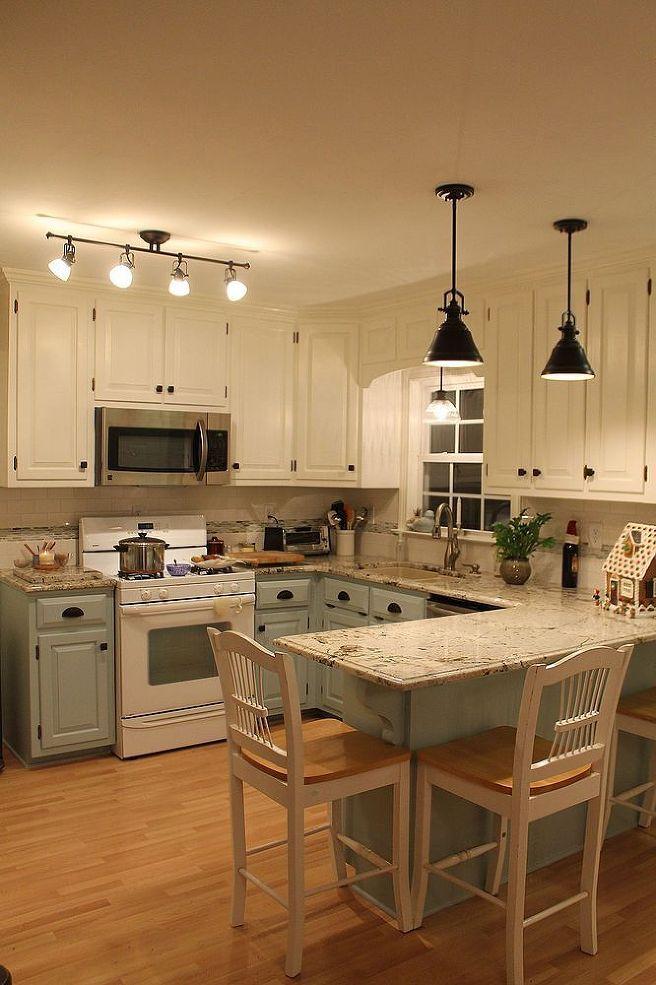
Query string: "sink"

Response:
xmin=370 ymin=565 xmax=465 ymax=581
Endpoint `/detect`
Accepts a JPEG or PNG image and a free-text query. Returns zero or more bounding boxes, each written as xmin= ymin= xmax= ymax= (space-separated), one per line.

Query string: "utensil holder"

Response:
xmin=335 ymin=530 xmax=355 ymax=557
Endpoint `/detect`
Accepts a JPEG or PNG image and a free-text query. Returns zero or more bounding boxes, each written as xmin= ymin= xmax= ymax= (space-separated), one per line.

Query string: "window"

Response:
xmin=407 ymin=376 xmax=511 ymax=534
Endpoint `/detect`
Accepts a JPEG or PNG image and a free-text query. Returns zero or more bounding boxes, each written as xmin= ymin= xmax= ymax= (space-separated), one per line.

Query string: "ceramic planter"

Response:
xmin=500 ymin=558 xmax=531 ymax=585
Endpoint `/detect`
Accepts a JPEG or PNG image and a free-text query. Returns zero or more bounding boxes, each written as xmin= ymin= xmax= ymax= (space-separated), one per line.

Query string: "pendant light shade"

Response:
xmin=426 ymin=369 xmax=460 ymax=422
xmin=109 ymin=248 xmax=135 ymax=289
xmin=541 ymin=219 xmax=594 ymax=381
xmin=424 ymin=183 xmax=483 ymax=369
xmin=48 ymin=237 xmax=75 ymax=282
xmin=169 ymin=256 xmax=190 ymax=297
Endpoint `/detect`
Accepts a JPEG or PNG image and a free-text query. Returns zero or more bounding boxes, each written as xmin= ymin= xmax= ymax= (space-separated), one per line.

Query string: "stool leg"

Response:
xmin=639 ymin=741 xmax=656 ymax=829
xmin=392 ymin=761 xmax=413 ymax=932
xmin=229 ymin=771 xmax=248 ymax=927
xmin=410 ymin=761 xmax=432 ymax=929
xmin=580 ymin=787 xmax=606 ymax=955
xmin=285 ymin=797 xmax=305 ymax=978
xmin=505 ymin=812 xmax=529 ymax=985
xmin=328 ymin=799 xmax=348 ymax=885
xmin=486 ymin=814 xmax=508 ymax=896
xmin=603 ymin=726 xmax=619 ymax=838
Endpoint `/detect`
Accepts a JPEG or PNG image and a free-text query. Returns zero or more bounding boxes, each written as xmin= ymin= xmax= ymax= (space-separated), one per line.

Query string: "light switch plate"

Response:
xmin=588 ymin=521 xmax=603 ymax=551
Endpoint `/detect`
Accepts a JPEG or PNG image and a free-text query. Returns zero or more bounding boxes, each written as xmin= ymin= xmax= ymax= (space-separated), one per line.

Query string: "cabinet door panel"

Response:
xmin=585 ymin=267 xmax=649 ymax=495
xmin=164 ymin=309 xmax=228 ymax=408
xmin=231 ymin=317 xmax=295 ymax=481
xmin=38 ymin=630 xmax=113 ymax=750
xmin=95 ymin=300 xmax=164 ymax=403
xmin=16 ymin=288 xmax=93 ymax=483
xmin=484 ymin=291 xmax=533 ymax=491
xmin=532 ymin=282 xmax=587 ymax=492
xmin=255 ymin=609 xmax=310 ymax=712
xmin=296 ymin=324 xmax=359 ymax=483
xmin=320 ymin=607 xmax=368 ymax=716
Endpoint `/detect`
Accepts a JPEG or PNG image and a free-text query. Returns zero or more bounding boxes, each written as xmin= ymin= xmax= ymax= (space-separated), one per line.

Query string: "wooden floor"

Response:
xmin=2 ymin=742 xmax=656 ymax=985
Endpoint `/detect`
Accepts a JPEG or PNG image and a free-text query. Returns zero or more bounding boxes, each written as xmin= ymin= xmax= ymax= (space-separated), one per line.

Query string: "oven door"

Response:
xmin=97 ymin=408 xmax=210 ymax=486
xmin=118 ymin=594 xmax=255 ymax=717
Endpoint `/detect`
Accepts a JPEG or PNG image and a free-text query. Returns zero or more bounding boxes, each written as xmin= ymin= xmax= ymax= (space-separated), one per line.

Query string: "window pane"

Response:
xmin=460 ymin=388 xmax=484 ymax=420
xmin=484 ymin=498 xmax=511 ymax=530
xmin=423 ymin=494 xmax=449 ymax=515
xmin=453 ymin=463 xmax=482 ymax=494
xmin=424 ymin=462 xmax=450 ymax=491
xmin=430 ymin=425 xmax=456 ymax=454
xmin=460 ymin=498 xmax=481 ymax=531
xmin=459 ymin=423 xmax=483 ymax=453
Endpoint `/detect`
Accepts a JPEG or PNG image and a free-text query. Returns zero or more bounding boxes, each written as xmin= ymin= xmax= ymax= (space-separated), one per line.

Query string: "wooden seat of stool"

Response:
xmin=242 ymin=717 xmax=411 ymax=784
xmin=417 ymin=726 xmax=592 ymax=795
xmin=617 ymin=687 xmax=656 ymax=724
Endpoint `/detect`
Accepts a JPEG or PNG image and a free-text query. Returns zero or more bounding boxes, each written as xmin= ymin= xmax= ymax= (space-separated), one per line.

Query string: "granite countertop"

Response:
xmin=271 ymin=557 xmax=656 ymax=690
xmin=0 ymin=566 xmax=116 ymax=594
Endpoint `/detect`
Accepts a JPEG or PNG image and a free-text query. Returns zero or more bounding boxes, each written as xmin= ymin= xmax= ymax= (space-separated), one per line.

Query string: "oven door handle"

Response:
xmin=123 ymin=707 xmax=225 ymax=728
xmin=195 ymin=418 xmax=209 ymax=482
xmin=121 ymin=594 xmax=255 ymax=617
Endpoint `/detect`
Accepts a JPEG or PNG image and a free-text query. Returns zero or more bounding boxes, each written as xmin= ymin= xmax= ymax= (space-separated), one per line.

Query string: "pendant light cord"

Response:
xmin=451 ymin=196 xmax=458 ymax=297
xmin=566 ymin=228 xmax=572 ymax=318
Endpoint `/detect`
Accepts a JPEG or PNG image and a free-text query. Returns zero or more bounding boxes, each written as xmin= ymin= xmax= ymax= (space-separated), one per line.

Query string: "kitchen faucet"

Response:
xmin=432 ymin=503 xmax=461 ymax=571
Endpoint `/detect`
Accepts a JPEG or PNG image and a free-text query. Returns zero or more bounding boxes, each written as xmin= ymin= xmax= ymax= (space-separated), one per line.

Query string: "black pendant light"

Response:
xmin=424 ymin=183 xmax=483 ymax=368
xmin=541 ymin=219 xmax=595 ymax=381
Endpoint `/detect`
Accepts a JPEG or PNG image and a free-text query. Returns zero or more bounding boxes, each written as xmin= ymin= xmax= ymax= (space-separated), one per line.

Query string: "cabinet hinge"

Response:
xmin=224 ymin=385 xmax=228 ymax=399
xmin=586 ymin=288 xmax=591 ymax=306
xmin=37 ymin=724 xmax=42 ymax=740
xmin=35 ymin=644 xmax=39 ymax=660
xmin=13 ymin=455 xmax=17 ymax=471
xmin=225 ymin=322 xmax=229 ymax=335
xmin=648 ymin=278 xmax=652 ymax=296
xmin=92 ymin=307 xmax=97 ymax=321
xmin=645 ymin=465 xmax=649 ymax=482
xmin=306 ymin=682 xmax=309 ymax=696
xmin=13 ymin=299 xmax=18 ymax=315
xmin=293 ymin=330 xmax=299 ymax=343
xmin=485 ymin=462 xmax=488 ymax=477
xmin=486 ymin=307 xmax=490 ymax=321
xmin=91 ymin=377 xmax=96 ymax=392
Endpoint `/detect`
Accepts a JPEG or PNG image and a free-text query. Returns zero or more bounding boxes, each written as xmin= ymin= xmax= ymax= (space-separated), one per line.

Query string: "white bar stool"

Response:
xmin=411 ymin=643 xmax=633 ymax=985
xmin=207 ymin=629 xmax=413 ymax=978
xmin=606 ymin=685 xmax=656 ymax=829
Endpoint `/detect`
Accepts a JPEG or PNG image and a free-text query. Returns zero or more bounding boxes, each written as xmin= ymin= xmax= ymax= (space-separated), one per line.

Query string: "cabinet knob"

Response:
xmin=257 ymin=625 xmax=265 ymax=633
xmin=155 ymin=385 xmax=163 ymax=393
xmin=517 ymin=468 xmax=527 ymax=477
xmin=79 ymin=460 xmax=88 ymax=470
xmin=583 ymin=465 xmax=595 ymax=479
xmin=232 ymin=462 xmax=240 ymax=470
xmin=167 ymin=385 xmax=175 ymax=394
xmin=337 ymin=590 xmax=351 ymax=602
xmin=99 ymin=642 xmax=108 ymax=651
xmin=532 ymin=468 xmax=542 ymax=477
xmin=348 ymin=464 xmax=355 ymax=472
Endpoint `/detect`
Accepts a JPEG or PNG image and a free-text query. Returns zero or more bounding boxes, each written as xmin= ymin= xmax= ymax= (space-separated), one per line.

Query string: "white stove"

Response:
xmin=80 ymin=514 xmax=255 ymax=759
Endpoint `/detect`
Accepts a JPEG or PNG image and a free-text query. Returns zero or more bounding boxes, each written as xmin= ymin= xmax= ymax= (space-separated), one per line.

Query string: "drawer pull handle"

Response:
xmin=337 ymin=590 xmax=350 ymax=602
xmin=99 ymin=642 xmax=108 ymax=651
xmin=277 ymin=590 xmax=294 ymax=600
xmin=257 ymin=625 xmax=266 ymax=633
xmin=62 ymin=606 xmax=84 ymax=618
xmin=387 ymin=602 xmax=402 ymax=614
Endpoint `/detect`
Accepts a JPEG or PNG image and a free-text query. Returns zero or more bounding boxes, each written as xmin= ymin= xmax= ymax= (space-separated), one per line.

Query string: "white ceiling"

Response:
xmin=1 ymin=0 xmax=655 ymax=308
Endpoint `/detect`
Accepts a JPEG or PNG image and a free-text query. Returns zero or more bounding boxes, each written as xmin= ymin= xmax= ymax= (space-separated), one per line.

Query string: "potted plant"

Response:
xmin=492 ymin=509 xmax=555 ymax=585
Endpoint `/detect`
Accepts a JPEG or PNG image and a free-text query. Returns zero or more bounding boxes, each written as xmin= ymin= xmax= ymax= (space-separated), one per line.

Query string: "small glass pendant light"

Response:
xmin=541 ymin=219 xmax=595 ymax=381
xmin=424 ymin=184 xmax=483 ymax=368
xmin=426 ymin=369 xmax=460 ymax=422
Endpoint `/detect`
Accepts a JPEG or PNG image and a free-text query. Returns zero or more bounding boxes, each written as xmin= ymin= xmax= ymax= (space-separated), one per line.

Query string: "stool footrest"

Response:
xmin=426 ymin=862 xmax=507 ymax=910
xmin=240 ymin=868 xmax=288 ymax=910
xmin=431 ymin=840 xmax=498 ymax=871
xmin=246 ymin=823 xmax=330 ymax=857
xmin=523 ymin=891 xmax=588 ymax=929
xmin=336 ymin=831 xmax=392 ymax=871
xmin=305 ymin=864 xmax=396 ymax=899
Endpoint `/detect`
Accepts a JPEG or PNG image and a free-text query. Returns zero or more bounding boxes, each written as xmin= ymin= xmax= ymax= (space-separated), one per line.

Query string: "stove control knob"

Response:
xmin=230 ymin=582 xmax=240 ymax=594
xmin=158 ymin=588 xmax=169 ymax=600
xmin=140 ymin=589 xmax=151 ymax=601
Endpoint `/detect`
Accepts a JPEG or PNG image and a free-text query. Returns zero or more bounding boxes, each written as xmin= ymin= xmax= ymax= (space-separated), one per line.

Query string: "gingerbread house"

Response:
xmin=602 ymin=523 xmax=656 ymax=617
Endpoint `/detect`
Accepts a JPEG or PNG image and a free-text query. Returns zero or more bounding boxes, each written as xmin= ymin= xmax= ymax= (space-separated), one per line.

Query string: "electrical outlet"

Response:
xmin=588 ymin=521 xmax=602 ymax=551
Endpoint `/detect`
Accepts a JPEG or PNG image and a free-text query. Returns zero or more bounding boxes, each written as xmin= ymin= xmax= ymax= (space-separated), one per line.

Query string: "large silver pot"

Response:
xmin=114 ymin=532 xmax=168 ymax=576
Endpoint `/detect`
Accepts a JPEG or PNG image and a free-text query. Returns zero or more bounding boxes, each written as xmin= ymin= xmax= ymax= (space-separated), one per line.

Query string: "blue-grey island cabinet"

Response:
xmin=0 ymin=571 xmax=116 ymax=765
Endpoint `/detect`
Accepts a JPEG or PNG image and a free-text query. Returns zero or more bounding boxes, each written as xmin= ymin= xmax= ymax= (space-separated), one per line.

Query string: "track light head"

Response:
xmin=225 ymin=263 xmax=247 ymax=301
xmin=48 ymin=238 xmax=75 ymax=282
xmin=109 ymin=248 xmax=135 ymax=289
xmin=169 ymin=256 xmax=190 ymax=297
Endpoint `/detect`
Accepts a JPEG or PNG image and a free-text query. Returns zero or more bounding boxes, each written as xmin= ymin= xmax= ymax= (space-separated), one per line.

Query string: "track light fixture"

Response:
xmin=109 ymin=248 xmax=135 ymax=289
xmin=424 ymin=184 xmax=483 ymax=368
xmin=225 ymin=262 xmax=248 ymax=301
xmin=541 ymin=219 xmax=594 ymax=381
xmin=426 ymin=369 xmax=461 ymax=422
xmin=45 ymin=230 xmax=251 ymax=300
xmin=168 ymin=256 xmax=190 ymax=297
xmin=48 ymin=236 xmax=76 ymax=282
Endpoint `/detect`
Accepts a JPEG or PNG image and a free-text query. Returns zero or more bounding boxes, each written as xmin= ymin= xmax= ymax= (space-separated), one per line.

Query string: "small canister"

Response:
xmin=335 ymin=530 xmax=355 ymax=558
xmin=207 ymin=536 xmax=225 ymax=556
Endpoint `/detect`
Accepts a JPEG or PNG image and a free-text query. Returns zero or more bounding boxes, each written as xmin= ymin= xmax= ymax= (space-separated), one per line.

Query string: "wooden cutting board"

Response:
xmin=225 ymin=551 xmax=306 ymax=567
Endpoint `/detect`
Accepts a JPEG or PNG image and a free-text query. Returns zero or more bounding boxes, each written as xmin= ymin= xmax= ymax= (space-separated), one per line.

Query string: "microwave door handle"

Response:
xmin=195 ymin=418 xmax=209 ymax=481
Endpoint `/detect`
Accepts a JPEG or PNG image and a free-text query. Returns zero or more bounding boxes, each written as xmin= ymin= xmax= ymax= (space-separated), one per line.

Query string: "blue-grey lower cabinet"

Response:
xmin=255 ymin=606 xmax=311 ymax=714
xmin=0 ymin=584 xmax=115 ymax=765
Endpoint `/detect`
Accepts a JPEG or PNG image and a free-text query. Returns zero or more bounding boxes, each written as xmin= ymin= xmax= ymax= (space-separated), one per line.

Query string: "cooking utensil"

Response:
xmin=327 ymin=510 xmax=341 ymax=528
xmin=330 ymin=500 xmax=346 ymax=530
xmin=23 ymin=543 xmax=37 ymax=557
xmin=114 ymin=531 xmax=168 ymax=577
xmin=344 ymin=504 xmax=356 ymax=530
xmin=355 ymin=506 xmax=368 ymax=528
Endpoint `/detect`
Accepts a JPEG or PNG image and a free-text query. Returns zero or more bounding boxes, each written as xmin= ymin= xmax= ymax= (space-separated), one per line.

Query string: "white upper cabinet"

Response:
xmin=483 ymin=290 xmax=533 ymax=491
xmin=531 ymin=281 xmax=587 ymax=493
xmin=230 ymin=315 xmax=295 ymax=482
xmin=15 ymin=287 xmax=94 ymax=485
xmin=295 ymin=322 xmax=359 ymax=484
xmin=584 ymin=265 xmax=650 ymax=496
xmin=94 ymin=299 xmax=165 ymax=403
xmin=164 ymin=308 xmax=228 ymax=408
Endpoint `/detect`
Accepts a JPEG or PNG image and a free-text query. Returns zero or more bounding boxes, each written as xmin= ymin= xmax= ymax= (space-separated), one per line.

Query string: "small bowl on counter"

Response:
xmin=166 ymin=562 xmax=192 ymax=577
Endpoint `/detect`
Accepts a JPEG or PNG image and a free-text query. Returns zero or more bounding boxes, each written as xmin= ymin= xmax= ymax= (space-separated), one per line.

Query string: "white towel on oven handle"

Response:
xmin=213 ymin=595 xmax=254 ymax=618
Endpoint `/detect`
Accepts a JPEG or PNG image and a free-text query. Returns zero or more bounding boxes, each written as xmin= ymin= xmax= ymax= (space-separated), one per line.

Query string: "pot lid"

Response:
xmin=117 ymin=532 xmax=167 ymax=546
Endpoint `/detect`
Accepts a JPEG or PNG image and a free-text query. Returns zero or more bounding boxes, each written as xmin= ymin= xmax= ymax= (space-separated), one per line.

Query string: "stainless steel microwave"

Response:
xmin=95 ymin=408 xmax=231 ymax=486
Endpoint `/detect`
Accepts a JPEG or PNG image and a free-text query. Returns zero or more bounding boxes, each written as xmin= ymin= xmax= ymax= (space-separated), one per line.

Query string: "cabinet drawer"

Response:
xmin=256 ymin=578 xmax=311 ymax=609
xmin=36 ymin=595 xmax=109 ymax=630
xmin=323 ymin=577 xmax=369 ymax=615
xmin=370 ymin=587 xmax=426 ymax=622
